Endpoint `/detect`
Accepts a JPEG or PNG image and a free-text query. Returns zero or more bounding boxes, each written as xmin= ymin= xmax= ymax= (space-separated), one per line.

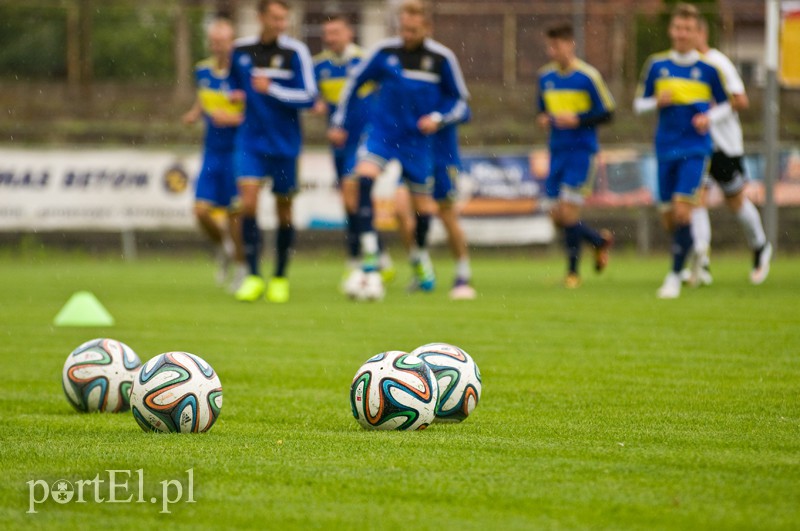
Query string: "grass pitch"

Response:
xmin=0 ymin=248 xmax=798 ymax=529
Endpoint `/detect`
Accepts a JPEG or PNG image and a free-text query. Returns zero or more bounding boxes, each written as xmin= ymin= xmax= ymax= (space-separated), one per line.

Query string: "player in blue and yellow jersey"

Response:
xmin=182 ymin=18 xmax=246 ymax=293
xmin=329 ymin=0 xmax=469 ymax=301
xmin=634 ymin=3 xmax=731 ymax=299
xmin=536 ymin=23 xmax=615 ymax=289
xmin=312 ymin=14 xmax=393 ymax=282
xmin=227 ymin=0 xmax=317 ymax=303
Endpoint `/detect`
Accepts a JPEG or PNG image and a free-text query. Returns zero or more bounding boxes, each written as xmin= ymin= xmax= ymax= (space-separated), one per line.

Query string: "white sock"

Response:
xmin=691 ymin=207 xmax=711 ymax=258
xmin=736 ymin=198 xmax=767 ymax=250
xmin=455 ymin=258 xmax=471 ymax=281
xmin=361 ymin=231 xmax=378 ymax=256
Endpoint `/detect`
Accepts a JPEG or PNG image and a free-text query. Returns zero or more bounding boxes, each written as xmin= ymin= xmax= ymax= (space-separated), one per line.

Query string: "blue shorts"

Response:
xmin=333 ymin=141 xmax=358 ymax=183
xmin=546 ymin=150 xmax=596 ymax=204
xmin=195 ymin=149 xmax=237 ymax=208
xmin=235 ymin=149 xmax=298 ymax=196
xmin=358 ymin=134 xmax=433 ymax=194
xmin=433 ymin=163 xmax=458 ymax=202
xmin=657 ymin=155 xmax=707 ymax=204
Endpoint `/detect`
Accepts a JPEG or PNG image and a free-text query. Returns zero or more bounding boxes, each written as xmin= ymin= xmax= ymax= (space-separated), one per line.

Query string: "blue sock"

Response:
xmin=577 ymin=221 xmax=605 ymax=248
xmin=564 ymin=224 xmax=581 ymax=274
xmin=346 ymin=212 xmax=359 ymax=259
xmin=415 ymin=213 xmax=431 ymax=249
xmin=242 ymin=215 xmax=261 ymax=276
xmin=672 ymin=224 xmax=694 ymax=273
xmin=275 ymin=225 xmax=294 ymax=278
xmin=357 ymin=177 xmax=374 ymax=234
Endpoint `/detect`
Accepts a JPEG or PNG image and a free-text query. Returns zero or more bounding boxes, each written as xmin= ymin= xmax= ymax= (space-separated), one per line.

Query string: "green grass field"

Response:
xmin=1 ymin=248 xmax=798 ymax=529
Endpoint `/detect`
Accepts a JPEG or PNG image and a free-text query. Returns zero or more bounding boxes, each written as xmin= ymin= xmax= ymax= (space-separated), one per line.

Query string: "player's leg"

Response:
xmin=340 ymin=152 xmax=385 ymax=300
xmin=408 ymin=186 xmax=437 ymax=292
xmin=335 ymin=149 xmax=361 ymax=273
xmin=685 ymin=182 xmax=712 ymax=287
xmin=395 ymin=183 xmax=415 ymax=252
xmin=712 ymin=152 xmax=771 ymax=284
xmin=266 ymin=157 xmax=299 ymax=303
xmin=657 ymin=157 xmax=703 ymax=299
xmin=215 ymin=148 xmax=246 ymax=293
xmin=433 ymin=162 xmax=475 ymax=299
xmin=194 ymin=152 xmax=231 ymax=286
xmin=544 ymin=153 xmax=576 ymax=286
xmin=565 ymin=154 xmax=613 ymax=275
xmin=233 ymin=150 xmax=268 ymax=302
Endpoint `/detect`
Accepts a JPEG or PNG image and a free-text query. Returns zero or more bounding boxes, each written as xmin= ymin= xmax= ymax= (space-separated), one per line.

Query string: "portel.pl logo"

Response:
xmin=27 ymin=469 xmax=195 ymax=514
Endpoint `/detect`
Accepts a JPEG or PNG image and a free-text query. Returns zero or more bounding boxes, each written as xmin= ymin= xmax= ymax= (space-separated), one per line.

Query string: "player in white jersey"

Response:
xmin=685 ymin=17 xmax=772 ymax=286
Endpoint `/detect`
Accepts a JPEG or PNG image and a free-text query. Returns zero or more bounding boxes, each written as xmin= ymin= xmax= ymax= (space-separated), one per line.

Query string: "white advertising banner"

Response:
xmin=0 ymin=147 xmax=555 ymax=245
xmin=0 ymin=147 xmax=351 ymax=232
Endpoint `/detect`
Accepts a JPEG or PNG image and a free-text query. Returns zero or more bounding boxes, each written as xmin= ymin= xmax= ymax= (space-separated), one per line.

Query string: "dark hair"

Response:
xmin=400 ymin=0 xmax=432 ymax=22
xmin=322 ymin=12 xmax=351 ymax=26
xmin=258 ymin=0 xmax=289 ymax=13
xmin=671 ymin=2 xmax=701 ymax=22
xmin=546 ymin=23 xmax=574 ymax=40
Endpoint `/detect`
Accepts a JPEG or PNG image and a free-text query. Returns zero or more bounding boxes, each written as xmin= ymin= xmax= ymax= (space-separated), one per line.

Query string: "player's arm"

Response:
xmin=264 ymin=48 xmax=318 ymax=109
xmin=330 ymin=46 xmax=383 ymax=144
xmin=633 ymin=58 xmax=658 ymax=114
xmin=535 ymin=81 xmax=552 ymax=130
xmin=182 ymin=97 xmax=203 ymax=125
xmin=714 ymin=52 xmax=749 ymax=111
xmin=696 ymin=67 xmax=732 ymax=133
xmin=420 ymin=49 xmax=470 ymax=135
xmin=578 ymin=70 xmax=615 ymax=127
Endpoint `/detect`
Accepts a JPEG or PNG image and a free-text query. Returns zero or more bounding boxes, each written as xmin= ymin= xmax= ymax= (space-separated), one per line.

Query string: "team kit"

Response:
xmin=184 ymin=0 xmax=772 ymax=303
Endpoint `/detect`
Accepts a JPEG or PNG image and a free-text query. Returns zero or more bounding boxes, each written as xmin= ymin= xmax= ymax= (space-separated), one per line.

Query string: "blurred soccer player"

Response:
xmin=312 ymin=13 xmax=393 ymax=284
xmin=395 ymin=114 xmax=476 ymax=300
xmin=536 ymin=24 xmax=615 ymax=289
xmin=182 ymin=18 xmax=246 ymax=292
xmin=329 ymin=0 xmax=469 ymax=300
xmin=227 ymin=0 xmax=317 ymax=303
xmin=682 ymin=17 xmax=772 ymax=286
xmin=634 ymin=3 xmax=730 ymax=299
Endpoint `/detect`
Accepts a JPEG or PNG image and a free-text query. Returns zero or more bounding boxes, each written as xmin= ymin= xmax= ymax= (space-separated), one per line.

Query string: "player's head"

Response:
xmin=258 ymin=0 xmax=290 ymax=41
xmin=668 ymin=3 xmax=701 ymax=54
xmin=207 ymin=18 xmax=236 ymax=61
xmin=322 ymin=13 xmax=354 ymax=55
xmin=696 ymin=16 xmax=710 ymax=52
xmin=398 ymin=0 xmax=431 ymax=49
xmin=545 ymin=24 xmax=576 ymax=67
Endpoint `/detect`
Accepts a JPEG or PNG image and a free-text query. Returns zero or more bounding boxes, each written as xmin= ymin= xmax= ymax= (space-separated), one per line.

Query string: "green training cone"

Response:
xmin=53 ymin=291 xmax=115 ymax=327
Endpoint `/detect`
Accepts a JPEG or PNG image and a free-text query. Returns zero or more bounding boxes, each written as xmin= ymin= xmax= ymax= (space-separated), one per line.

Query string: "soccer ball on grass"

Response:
xmin=130 ymin=351 xmax=222 ymax=433
xmin=62 ymin=338 xmax=142 ymax=413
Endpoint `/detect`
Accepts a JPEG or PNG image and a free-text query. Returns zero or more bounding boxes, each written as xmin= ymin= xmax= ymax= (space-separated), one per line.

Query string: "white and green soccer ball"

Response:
xmin=411 ymin=342 xmax=482 ymax=423
xmin=350 ymin=350 xmax=438 ymax=430
xmin=62 ymin=338 xmax=142 ymax=413
xmin=130 ymin=352 xmax=222 ymax=433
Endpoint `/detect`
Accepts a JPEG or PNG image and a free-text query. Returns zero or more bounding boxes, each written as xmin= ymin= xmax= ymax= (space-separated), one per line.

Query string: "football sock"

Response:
xmin=577 ymin=221 xmax=605 ymax=248
xmin=415 ymin=213 xmax=431 ymax=248
xmin=360 ymin=232 xmax=379 ymax=272
xmin=346 ymin=211 xmax=360 ymax=259
xmin=357 ymin=177 xmax=374 ymax=234
xmin=736 ymin=198 xmax=767 ymax=250
xmin=242 ymin=215 xmax=261 ymax=276
xmin=672 ymin=224 xmax=694 ymax=273
xmin=275 ymin=225 xmax=294 ymax=278
xmin=691 ymin=206 xmax=711 ymax=257
xmin=564 ymin=224 xmax=581 ymax=274
xmin=456 ymin=257 xmax=471 ymax=282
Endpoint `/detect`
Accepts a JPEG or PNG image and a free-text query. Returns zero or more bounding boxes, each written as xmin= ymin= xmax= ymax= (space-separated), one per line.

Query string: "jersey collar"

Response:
xmin=669 ymin=49 xmax=700 ymax=66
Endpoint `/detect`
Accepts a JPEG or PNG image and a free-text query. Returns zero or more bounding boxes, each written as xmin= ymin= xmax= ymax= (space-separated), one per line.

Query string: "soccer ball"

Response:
xmin=350 ymin=350 xmax=438 ymax=430
xmin=130 ymin=352 xmax=222 ymax=433
xmin=343 ymin=269 xmax=384 ymax=301
xmin=62 ymin=338 xmax=142 ymax=413
xmin=410 ymin=342 xmax=482 ymax=423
